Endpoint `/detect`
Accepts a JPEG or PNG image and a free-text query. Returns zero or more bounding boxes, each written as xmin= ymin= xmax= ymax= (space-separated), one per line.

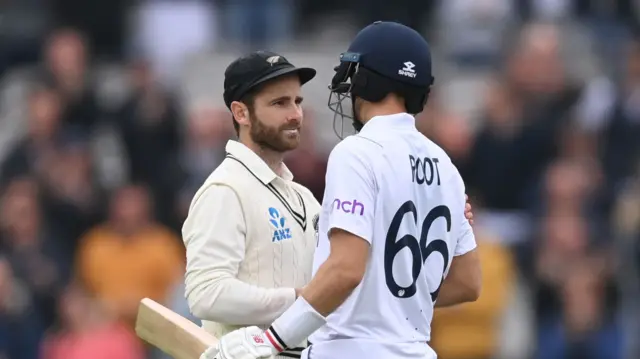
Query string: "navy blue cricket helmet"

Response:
xmin=328 ymin=21 xmax=434 ymax=137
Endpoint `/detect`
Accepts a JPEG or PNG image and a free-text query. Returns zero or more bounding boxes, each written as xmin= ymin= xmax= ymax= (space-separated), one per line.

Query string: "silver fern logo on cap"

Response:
xmin=266 ymin=56 xmax=281 ymax=66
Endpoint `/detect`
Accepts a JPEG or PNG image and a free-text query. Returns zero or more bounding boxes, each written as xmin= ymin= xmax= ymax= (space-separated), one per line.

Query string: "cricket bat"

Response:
xmin=135 ymin=298 xmax=218 ymax=359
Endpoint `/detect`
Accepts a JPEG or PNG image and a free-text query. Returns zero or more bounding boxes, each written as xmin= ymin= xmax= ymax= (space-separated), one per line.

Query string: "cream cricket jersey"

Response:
xmin=304 ymin=114 xmax=476 ymax=359
xmin=183 ymin=140 xmax=320 ymax=357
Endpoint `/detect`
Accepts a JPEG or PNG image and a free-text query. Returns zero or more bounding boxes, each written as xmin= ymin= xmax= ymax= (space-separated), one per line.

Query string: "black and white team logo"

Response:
xmin=266 ymin=56 xmax=281 ymax=66
xmin=312 ymin=214 xmax=320 ymax=247
xmin=398 ymin=61 xmax=417 ymax=78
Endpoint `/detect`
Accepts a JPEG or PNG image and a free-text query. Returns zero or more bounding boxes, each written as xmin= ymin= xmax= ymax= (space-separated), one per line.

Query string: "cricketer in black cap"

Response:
xmin=223 ymin=50 xmax=316 ymax=155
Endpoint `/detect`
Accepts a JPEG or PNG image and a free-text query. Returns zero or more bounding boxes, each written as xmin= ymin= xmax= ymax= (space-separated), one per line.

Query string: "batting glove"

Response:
xmin=202 ymin=326 xmax=278 ymax=359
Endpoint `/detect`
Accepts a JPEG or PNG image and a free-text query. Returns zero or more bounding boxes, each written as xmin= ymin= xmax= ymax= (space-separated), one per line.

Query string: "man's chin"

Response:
xmin=263 ymin=137 xmax=299 ymax=153
xmin=279 ymin=138 xmax=300 ymax=151
xmin=280 ymin=131 xmax=300 ymax=147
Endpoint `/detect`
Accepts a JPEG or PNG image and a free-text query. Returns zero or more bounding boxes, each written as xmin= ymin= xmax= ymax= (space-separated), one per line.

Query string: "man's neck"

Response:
xmin=241 ymin=139 xmax=285 ymax=177
xmin=360 ymin=103 xmax=407 ymax=126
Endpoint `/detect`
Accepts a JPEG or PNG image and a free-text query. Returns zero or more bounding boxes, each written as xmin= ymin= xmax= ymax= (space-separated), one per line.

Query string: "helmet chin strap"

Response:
xmin=352 ymin=119 xmax=364 ymax=132
xmin=351 ymin=96 xmax=364 ymax=132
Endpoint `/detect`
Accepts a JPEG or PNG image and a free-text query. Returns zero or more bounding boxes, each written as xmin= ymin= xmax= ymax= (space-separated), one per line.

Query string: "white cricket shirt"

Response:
xmin=304 ymin=114 xmax=476 ymax=359
xmin=183 ymin=140 xmax=320 ymax=358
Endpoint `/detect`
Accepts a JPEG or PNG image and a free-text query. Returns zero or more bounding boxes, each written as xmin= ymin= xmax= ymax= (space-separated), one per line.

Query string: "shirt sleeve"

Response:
xmin=323 ymin=139 xmax=377 ymax=243
xmin=453 ymin=174 xmax=477 ymax=257
xmin=182 ymin=184 xmax=296 ymax=325
xmin=455 ymin=216 xmax=477 ymax=256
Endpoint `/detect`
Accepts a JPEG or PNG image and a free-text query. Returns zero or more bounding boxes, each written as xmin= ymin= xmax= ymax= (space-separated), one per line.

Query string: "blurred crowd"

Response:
xmin=0 ymin=1 xmax=639 ymax=359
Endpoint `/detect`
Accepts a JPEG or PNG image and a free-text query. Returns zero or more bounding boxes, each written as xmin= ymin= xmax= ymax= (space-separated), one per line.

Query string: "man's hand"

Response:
xmin=200 ymin=326 xmax=277 ymax=359
xmin=464 ymin=194 xmax=474 ymax=225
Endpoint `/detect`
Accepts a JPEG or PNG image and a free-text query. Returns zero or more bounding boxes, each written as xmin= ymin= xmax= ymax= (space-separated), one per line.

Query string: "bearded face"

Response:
xmin=241 ymin=75 xmax=304 ymax=153
xmin=232 ymin=75 xmax=305 ymax=154
xmin=248 ymin=108 xmax=301 ymax=152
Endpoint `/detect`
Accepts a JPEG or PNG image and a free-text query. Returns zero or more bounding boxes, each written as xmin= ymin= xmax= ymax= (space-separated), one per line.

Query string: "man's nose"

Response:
xmin=289 ymin=104 xmax=303 ymax=122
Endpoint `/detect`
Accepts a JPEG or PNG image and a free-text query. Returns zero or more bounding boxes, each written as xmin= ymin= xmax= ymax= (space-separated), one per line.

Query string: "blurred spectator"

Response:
xmin=131 ymin=0 xmax=217 ymax=87
xmin=0 ymin=84 xmax=63 ymax=184
xmin=0 ymin=177 xmax=70 ymax=330
xmin=221 ymin=0 xmax=293 ymax=50
xmin=611 ymin=173 xmax=640 ymax=359
xmin=0 ymin=0 xmax=51 ymax=77
xmin=431 ymin=230 xmax=516 ymax=359
xmin=536 ymin=256 xmax=622 ymax=359
xmin=114 ymin=59 xmax=182 ymax=229
xmin=459 ymin=24 xmax=582 ymax=245
xmin=42 ymin=283 xmax=146 ymax=359
xmin=526 ymin=0 xmax=572 ymax=21
xmin=176 ymin=104 xmax=232 ymax=219
xmin=599 ymin=37 xmax=640 ymax=209
xmin=41 ymin=28 xmax=102 ymax=135
xmin=541 ymin=159 xmax=601 ymax=218
xmin=423 ymin=108 xmax=474 ymax=165
xmin=351 ymin=0 xmax=436 ymax=34
xmin=533 ymin=160 xmax=622 ymax=359
xmin=534 ymin=214 xmax=590 ymax=311
xmin=438 ymin=0 xmax=516 ymax=68
xmin=76 ymin=184 xmax=184 ymax=325
xmin=285 ymin=111 xmax=328 ymax=202
xmin=38 ymin=136 xmax=106 ymax=257
xmin=50 ymin=0 xmax=127 ymax=59
xmin=576 ymin=0 xmax=639 ymax=79
xmin=0 ymin=256 xmax=44 ymax=359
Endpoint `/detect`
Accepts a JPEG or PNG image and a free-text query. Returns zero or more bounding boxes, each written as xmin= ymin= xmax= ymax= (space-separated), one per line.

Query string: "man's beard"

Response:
xmin=249 ymin=114 xmax=301 ymax=153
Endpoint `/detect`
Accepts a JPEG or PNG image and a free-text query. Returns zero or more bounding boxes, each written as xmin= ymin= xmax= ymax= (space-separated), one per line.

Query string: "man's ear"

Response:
xmin=230 ymin=101 xmax=250 ymax=127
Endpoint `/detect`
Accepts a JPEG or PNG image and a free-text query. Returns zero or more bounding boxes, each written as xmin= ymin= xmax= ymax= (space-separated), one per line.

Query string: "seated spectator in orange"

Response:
xmin=430 ymin=230 xmax=515 ymax=359
xmin=76 ymin=184 xmax=184 ymax=324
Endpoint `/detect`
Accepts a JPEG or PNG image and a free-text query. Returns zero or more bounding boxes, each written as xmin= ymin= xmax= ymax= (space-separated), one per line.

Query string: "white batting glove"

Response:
xmin=199 ymin=326 xmax=278 ymax=359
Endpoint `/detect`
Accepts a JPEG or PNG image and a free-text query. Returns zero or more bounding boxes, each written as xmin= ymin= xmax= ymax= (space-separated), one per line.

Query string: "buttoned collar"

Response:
xmin=225 ymin=140 xmax=294 ymax=184
xmin=359 ymin=112 xmax=416 ymax=134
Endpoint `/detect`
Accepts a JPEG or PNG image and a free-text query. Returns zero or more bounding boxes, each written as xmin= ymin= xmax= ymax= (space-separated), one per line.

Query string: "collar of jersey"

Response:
xmin=225 ymin=140 xmax=294 ymax=183
xmin=359 ymin=112 xmax=416 ymax=134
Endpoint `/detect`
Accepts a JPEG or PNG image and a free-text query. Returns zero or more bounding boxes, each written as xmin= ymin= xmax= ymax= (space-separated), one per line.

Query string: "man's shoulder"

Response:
xmin=196 ymin=156 xmax=259 ymax=191
xmin=187 ymin=181 xmax=239 ymax=215
xmin=423 ymin=136 xmax=453 ymax=163
xmin=340 ymin=134 xmax=384 ymax=151
xmin=329 ymin=135 xmax=383 ymax=165
xmin=206 ymin=156 xmax=244 ymax=180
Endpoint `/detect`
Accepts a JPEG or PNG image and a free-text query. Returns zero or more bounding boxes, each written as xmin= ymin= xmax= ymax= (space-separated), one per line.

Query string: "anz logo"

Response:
xmin=269 ymin=207 xmax=292 ymax=242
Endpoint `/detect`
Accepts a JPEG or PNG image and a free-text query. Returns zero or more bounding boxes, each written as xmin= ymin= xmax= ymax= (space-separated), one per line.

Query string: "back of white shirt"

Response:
xmin=306 ymin=114 xmax=476 ymax=359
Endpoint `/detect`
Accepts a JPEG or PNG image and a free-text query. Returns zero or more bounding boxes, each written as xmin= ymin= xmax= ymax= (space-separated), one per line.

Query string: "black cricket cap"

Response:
xmin=223 ymin=51 xmax=317 ymax=108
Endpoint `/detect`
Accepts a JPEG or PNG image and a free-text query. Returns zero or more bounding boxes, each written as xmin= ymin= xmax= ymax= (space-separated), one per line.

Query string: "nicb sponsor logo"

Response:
xmin=332 ymin=198 xmax=365 ymax=216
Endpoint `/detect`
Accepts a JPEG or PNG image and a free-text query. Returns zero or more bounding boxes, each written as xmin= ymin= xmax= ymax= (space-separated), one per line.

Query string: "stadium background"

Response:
xmin=0 ymin=1 xmax=639 ymax=359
